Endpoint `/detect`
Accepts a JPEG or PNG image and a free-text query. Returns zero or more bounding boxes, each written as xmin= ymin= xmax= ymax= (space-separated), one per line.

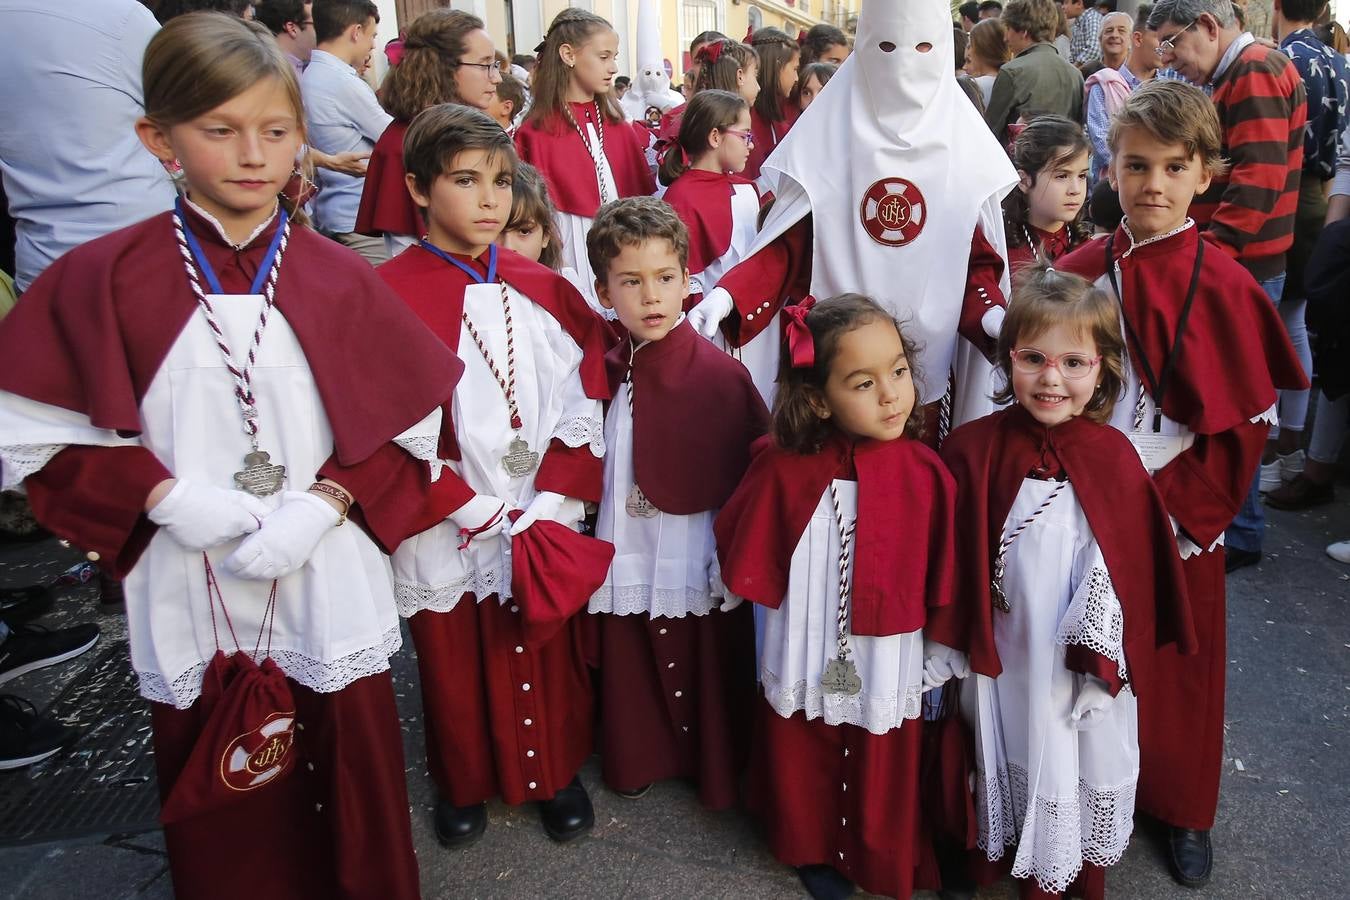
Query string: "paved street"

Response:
xmin=1 ymin=483 xmax=1347 ymax=900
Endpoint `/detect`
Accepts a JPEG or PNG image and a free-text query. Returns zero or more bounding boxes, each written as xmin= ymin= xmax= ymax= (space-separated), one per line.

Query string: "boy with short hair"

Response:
xmin=377 ymin=104 xmax=613 ymax=848
xmin=489 ymin=72 xmax=527 ymax=135
xmin=585 ymin=197 xmax=766 ymax=808
xmin=1058 ymin=80 xmax=1307 ymax=888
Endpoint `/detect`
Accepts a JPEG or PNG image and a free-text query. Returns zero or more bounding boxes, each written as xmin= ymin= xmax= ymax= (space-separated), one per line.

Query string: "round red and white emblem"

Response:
xmin=859 ymin=178 xmax=926 ymax=247
xmin=219 ymin=711 xmax=296 ymax=792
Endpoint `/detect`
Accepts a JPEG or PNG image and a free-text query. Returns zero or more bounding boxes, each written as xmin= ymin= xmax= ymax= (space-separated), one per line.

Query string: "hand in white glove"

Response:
xmin=686 ymin=287 xmax=735 ymax=339
xmin=509 ymin=491 xmax=566 ymax=536
xmin=225 ymin=490 xmax=340 ymax=580
xmin=147 ymin=479 xmax=272 ymax=552
xmin=718 ymin=593 xmax=744 ymax=612
xmin=1070 ymin=675 xmax=1116 ymax=729
xmin=922 ymin=640 xmax=971 ymax=692
xmin=980 ymin=304 xmax=1007 ymax=339
xmin=449 ymin=494 xmax=507 ymax=545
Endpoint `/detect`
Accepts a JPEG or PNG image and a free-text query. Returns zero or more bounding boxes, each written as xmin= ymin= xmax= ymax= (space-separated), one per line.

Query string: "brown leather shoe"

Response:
xmin=1264 ymin=475 xmax=1335 ymax=511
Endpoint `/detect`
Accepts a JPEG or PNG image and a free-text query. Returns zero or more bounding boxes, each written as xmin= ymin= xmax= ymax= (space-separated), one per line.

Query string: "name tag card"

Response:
xmin=1129 ymin=432 xmax=1186 ymax=472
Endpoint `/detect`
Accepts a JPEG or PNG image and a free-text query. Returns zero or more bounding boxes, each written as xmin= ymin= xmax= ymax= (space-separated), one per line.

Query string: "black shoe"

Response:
xmin=1224 ymin=547 xmax=1261 ymax=574
xmin=937 ymin=890 xmax=976 ymax=900
xmin=539 ymin=776 xmax=594 ymax=843
xmin=1167 ymin=827 xmax=1213 ymax=888
xmin=433 ymin=798 xmax=486 ymax=849
xmin=613 ymin=783 xmax=651 ymax=800
xmin=0 ymin=585 xmax=54 ymax=622
xmin=0 ymin=695 xmax=78 ymax=769
xmin=796 ymin=864 xmax=855 ymax=900
xmin=0 ymin=622 xmax=100 ymax=685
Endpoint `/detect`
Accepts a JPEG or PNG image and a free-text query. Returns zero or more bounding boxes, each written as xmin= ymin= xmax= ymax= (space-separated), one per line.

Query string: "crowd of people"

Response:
xmin=0 ymin=0 xmax=1345 ymax=898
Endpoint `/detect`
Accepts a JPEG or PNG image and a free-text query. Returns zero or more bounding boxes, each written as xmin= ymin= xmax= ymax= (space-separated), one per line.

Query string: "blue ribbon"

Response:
xmin=419 ymin=239 xmax=498 ymax=284
xmin=176 ymin=198 xmax=287 ymax=296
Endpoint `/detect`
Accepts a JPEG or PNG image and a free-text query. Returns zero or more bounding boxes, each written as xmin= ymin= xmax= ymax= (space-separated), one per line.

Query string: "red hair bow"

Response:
xmin=784 ymin=295 xmax=818 ymax=369
xmin=699 ymin=40 xmax=725 ymax=65
xmin=797 ymin=29 xmax=809 ymax=45
xmin=744 ymin=26 xmax=756 ymax=43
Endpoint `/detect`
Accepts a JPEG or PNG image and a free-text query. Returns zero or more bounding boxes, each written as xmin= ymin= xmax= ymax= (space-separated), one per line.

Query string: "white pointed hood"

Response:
xmin=753 ymin=0 xmax=1018 ymax=403
xmin=620 ymin=0 xmax=684 ymax=122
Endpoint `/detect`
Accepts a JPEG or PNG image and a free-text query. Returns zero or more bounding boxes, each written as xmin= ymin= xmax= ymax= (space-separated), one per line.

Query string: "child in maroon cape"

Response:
xmin=585 ymin=198 xmax=766 ymax=808
xmin=745 ymin=28 xmax=800 ymax=186
xmin=1057 ymin=81 xmax=1307 ymax=887
xmin=715 ymin=294 xmax=959 ymax=900
xmin=0 ymin=16 xmax=461 ymax=900
xmin=354 ymin=9 xmax=500 ymax=260
xmin=935 ymin=264 xmax=1193 ymax=900
xmin=659 ymin=90 xmax=760 ymax=308
xmin=514 ymin=8 xmax=655 ymax=302
xmin=377 ymin=105 xmax=613 ymax=849
xmin=497 ymin=163 xmax=599 ymax=314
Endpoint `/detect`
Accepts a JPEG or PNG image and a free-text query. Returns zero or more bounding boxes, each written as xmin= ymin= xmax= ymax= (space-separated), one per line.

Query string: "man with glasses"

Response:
xmin=1143 ymin=0 xmax=1307 ymax=889
xmin=255 ymin=0 xmax=316 ymax=77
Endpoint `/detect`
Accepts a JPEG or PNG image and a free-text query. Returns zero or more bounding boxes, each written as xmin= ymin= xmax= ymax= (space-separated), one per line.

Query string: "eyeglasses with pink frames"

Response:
xmin=1010 ymin=348 xmax=1102 ymax=379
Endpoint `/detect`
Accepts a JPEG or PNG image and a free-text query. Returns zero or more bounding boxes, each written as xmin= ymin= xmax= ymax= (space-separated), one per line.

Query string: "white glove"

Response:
xmin=448 ymin=494 xmax=507 ymax=543
xmin=1070 ymin=675 xmax=1116 ymax=729
xmin=225 ymin=491 xmax=340 ymax=580
xmin=709 ymin=558 xmax=742 ymax=611
xmin=509 ymin=491 xmax=566 ymax=536
xmin=686 ymin=287 xmax=735 ymax=339
xmin=922 ymin=640 xmax=971 ymax=692
xmin=147 ymin=479 xmax=272 ymax=552
xmin=980 ymin=304 xmax=1007 ymax=339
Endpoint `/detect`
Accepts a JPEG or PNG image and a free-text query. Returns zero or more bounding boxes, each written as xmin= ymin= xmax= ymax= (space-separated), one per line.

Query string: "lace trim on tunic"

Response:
xmin=394 ymin=569 xmax=504 ymax=616
xmin=553 ymin=416 xmax=605 ymax=457
xmin=588 ymin=583 xmax=717 ymax=618
xmin=137 ymin=623 xmax=402 ymax=710
xmin=1054 ymin=566 xmax=1128 ymax=681
xmin=760 ymin=666 xmax=923 ymax=736
xmin=0 ymin=444 xmax=65 ymax=491
xmin=978 ymin=761 xmax=1137 ymax=894
xmin=1250 ymin=403 xmax=1279 ymax=428
xmin=392 ymin=433 xmax=448 ymax=483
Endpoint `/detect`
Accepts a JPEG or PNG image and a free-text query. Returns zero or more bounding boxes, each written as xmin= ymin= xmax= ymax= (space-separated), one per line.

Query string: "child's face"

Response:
xmin=406 ymin=149 xmax=512 ymax=256
xmin=1108 ymin=126 xmax=1212 ymax=241
xmin=595 ymin=238 xmax=689 ymax=344
xmin=563 ymin=28 xmax=620 ymax=97
xmin=799 ymin=73 xmax=825 ymax=110
xmin=1020 ymin=148 xmax=1089 ymax=231
xmin=497 ymin=217 xmax=548 ymax=262
xmin=486 ymin=93 xmax=515 ymax=128
xmin=777 ymin=50 xmax=801 ymax=98
xmin=713 ymin=108 xmax=754 ymax=174
xmin=138 ymin=76 xmax=302 ymax=234
xmin=810 ymin=318 xmax=915 ymax=443
xmin=1009 ymin=323 xmax=1102 ymax=428
xmin=455 ymin=28 xmax=502 ymax=111
xmin=820 ymin=42 xmax=850 ymax=66
xmin=738 ymin=59 xmax=761 ymax=104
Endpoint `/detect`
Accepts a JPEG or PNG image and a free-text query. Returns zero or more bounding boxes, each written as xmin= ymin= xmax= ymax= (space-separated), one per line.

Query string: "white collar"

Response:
xmin=1119 ymin=217 xmax=1195 ymax=257
xmin=184 ymin=195 xmax=279 ymax=251
xmin=627 ymin=313 xmax=687 ymax=358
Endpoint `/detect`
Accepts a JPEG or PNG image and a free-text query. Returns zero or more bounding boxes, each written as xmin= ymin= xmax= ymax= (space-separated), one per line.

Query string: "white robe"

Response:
xmin=552 ymin=120 xmax=619 ymax=314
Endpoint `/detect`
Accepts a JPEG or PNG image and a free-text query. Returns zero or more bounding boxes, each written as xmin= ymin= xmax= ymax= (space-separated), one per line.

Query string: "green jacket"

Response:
xmin=985 ymin=42 xmax=1086 ymax=140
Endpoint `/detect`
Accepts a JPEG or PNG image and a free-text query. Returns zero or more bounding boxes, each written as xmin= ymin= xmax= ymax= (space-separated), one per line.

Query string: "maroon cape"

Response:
xmin=933 ymin=406 xmax=1195 ymax=699
xmin=604 ymin=319 xmax=769 ymax=514
xmin=514 ymin=103 xmax=656 ymax=216
xmin=662 ymin=169 xmax=759 ymax=276
xmin=1058 ymin=223 xmax=1308 ymax=435
xmin=715 ymin=432 xmax=956 ymax=637
xmin=744 ymin=105 xmax=797 ymax=183
xmin=354 ymin=119 xmax=422 ymax=238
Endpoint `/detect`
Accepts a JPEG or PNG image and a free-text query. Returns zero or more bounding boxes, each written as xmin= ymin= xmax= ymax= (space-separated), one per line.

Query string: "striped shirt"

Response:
xmin=1191 ymin=41 xmax=1307 ymax=281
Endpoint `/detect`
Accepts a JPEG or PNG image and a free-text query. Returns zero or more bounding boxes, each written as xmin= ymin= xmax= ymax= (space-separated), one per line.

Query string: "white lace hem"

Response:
xmin=588 ymin=583 xmax=718 ymax=618
xmin=1054 ymin=566 xmax=1128 ymax=681
xmin=136 ymin=623 xmax=403 ymax=709
xmin=0 ymin=444 xmax=66 ymax=491
xmin=394 ymin=569 xmax=504 ymax=616
xmin=553 ymin=416 xmax=605 ymax=457
xmin=1170 ymin=515 xmax=1224 ymax=559
xmin=392 ymin=434 xmax=448 ymax=483
xmin=1251 ymin=403 xmax=1279 ymax=427
xmin=760 ymin=667 xmax=923 ymax=736
xmin=978 ymin=762 xmax=1137 ymax=894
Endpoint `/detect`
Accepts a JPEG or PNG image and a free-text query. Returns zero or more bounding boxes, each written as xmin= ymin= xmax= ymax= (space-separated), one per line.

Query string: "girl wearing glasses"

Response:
xmin=356 ymin=8 xmax=501 ymax=259
xmin=938 ymin=263 xmax=1193 ymax=900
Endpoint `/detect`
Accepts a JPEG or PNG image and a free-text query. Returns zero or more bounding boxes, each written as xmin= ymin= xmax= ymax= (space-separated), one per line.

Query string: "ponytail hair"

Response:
xmin=749 ymin=28 xmax=799 ymax=123
xmin=526 ymin=8 xmax=623 ymax=131
xmin=381 ymin=9 xmax=487 ymax=120
xmin=693 ymin=39 xmax=759 ymax=95
xmin=798 ymin=23 xmax=849 ymax=65
xmin=1003 ymin=114 xmax=1091 ymax=250
xmin=658 ymin=89 xmax=748 ymax=186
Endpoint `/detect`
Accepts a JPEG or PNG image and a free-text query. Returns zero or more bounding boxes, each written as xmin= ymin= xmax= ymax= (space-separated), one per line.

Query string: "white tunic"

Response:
xmin=587 ymin=380 xmax=722 ymax=618
xmin=759 ymin=479 xmax=925 ymax=735
xmin=553 ymin=121 xmax=620 ymax=313
xmin=0 ymin=295 xmax=443 ymax=710
xmin=969 ymin=478 xmax=1136 ymax=894
xmin=392 ymin=280 xmax=604 ymax=616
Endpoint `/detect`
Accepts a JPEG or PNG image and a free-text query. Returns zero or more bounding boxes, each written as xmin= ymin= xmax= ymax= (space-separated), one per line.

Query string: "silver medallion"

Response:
xmin=501 ymin=435 xmax=539 ymax=477
xmin=821 ymin=657 xmax=862 ymax=696
xmin=625 ymin=484 xmax=658 ymax=518
xmin=990 ymin=554 xmax=1011 ymax=612
xmin=234 ymin=449 xmax=286 ymax=497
